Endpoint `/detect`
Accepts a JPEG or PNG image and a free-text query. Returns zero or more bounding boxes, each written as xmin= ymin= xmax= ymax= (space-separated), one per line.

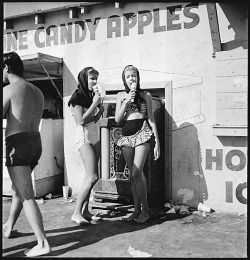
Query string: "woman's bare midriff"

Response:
xmin=124 ymin=111 xmax=146 ymax=121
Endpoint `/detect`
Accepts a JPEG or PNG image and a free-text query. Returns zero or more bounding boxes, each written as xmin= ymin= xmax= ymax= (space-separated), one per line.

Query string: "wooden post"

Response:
xmin=206 ymin=3 xmax=221 ymax=57
xmin=164 ymin=82 xmax=173 ymax=202
xmin=101 ymin=127 xmax=110 ymax=179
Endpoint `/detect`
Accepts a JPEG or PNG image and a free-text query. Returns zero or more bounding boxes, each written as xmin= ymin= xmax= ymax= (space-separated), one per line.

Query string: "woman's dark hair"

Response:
xmin=77 ymin=66 xmax=99 ymax=102
xmin=3 ymin=51 xmax=24 ymax=76
xmin=122 ymin=65 xmax=140 ymax=92
xmin=122 ymin=65 xmax=145 ymax=110
xmin=68 ymin=67 xmax=99 ymax=108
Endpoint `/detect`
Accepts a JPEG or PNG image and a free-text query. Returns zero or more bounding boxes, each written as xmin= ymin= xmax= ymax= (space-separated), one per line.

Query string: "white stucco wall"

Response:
xmin=3 ymin=2 xmax=247 ymax=213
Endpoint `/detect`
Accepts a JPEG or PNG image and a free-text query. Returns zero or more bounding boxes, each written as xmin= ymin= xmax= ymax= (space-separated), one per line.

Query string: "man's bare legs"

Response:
xmin=3 ymin=166 xmax=37 ymax=238
xmin=7 ymin=166 xmax=51 ymax=257
xmin=3 ymin=185 xmax=23 ymax=238
xmin=71 ymin=143 xmax=99 ymax=224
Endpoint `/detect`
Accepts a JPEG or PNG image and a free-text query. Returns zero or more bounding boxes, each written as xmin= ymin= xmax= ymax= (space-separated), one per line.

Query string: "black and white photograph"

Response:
xmin=2 ymin=1 xmax=247 ymax=257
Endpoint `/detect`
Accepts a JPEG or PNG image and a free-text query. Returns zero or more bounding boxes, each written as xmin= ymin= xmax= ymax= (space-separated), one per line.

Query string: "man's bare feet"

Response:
xmin=134 ymin=212 xmax=150 ymax=224
xmin=121 ymin=211 xmax=141 ymax=222
xmin=3 ymin=224 xmax=12 ymax=238
xmin=24 ymin=241 xmax=52 ymax=257
xmin=71 ymin=213 xmax=90 ymax=225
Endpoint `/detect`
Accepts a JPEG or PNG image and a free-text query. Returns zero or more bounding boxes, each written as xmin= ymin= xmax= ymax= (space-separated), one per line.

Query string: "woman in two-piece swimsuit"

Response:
xmin=68 ymin=67 xmax=104 ymax=224
xmin=115 ymin=65 xmax=160 ymax=224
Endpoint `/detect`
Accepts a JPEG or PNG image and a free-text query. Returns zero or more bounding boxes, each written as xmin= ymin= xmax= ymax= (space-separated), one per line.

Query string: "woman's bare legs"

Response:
xmin=71 ymin=142 xmax=99 ymax=224
xmin=121 ymin=147 xmax=140 ymax=221
xmin=132 ymin=143 xmax=150 ymax=223
xmin=122 ymin=144 xmax=149 ymax=221
xmin=7 ymin=166 xmax=51 ymax=257
xmin=82 ymin=141 xmax=101 ymax=220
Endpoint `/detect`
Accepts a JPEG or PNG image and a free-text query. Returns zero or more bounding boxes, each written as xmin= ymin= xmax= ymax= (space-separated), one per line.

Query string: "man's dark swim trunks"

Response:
xmin=5 ymin=132 xmax=42 ymax=170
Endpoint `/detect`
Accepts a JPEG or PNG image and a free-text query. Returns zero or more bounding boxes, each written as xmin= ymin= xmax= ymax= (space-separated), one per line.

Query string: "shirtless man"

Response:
xmin=3 ymin=52 xmax=51 ymax=257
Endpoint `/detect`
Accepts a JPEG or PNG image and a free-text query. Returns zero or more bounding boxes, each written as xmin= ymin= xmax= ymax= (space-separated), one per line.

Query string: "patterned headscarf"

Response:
xmin=122 ymin=65 xmax=141 ymax=93
xmin=68 ymin=67 xmax=99 ymax=108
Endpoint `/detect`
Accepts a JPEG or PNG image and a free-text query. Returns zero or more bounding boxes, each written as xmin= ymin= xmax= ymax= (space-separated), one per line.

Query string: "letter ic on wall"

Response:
xmin=226 ymin=181 xmax=247 ymax=204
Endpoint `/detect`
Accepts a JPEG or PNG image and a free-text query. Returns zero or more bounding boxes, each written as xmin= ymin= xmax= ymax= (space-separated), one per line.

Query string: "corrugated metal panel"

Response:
xmin=21 ymin=52 xmax=63 ymax=81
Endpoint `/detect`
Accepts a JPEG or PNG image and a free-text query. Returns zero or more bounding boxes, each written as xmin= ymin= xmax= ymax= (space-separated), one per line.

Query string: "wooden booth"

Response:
xmin=3 ymin=53 xmax=64 ymax=198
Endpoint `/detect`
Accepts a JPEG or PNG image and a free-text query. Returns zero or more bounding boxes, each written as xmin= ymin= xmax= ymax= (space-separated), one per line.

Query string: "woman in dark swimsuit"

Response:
xmin=115 ymin=65 xmax=160 ymax=224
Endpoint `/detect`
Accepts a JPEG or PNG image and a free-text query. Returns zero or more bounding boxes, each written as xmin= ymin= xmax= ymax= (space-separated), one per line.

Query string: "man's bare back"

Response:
xmin=3 ymin=51 xmax=51 ymax=257
xmin=3 ymin=78 xmax=44 ymax=138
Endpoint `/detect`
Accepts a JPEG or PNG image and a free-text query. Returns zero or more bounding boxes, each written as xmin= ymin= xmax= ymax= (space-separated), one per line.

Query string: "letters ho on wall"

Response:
xmin=205 ymin=148 xmax=247 ymax=205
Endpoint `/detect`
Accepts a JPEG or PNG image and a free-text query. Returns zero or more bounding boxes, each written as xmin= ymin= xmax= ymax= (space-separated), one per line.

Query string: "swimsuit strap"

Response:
xmin=125 ymin=100 xmax=147 ymax=113
xmin=125 ymin=101 xmax=138 ymax=112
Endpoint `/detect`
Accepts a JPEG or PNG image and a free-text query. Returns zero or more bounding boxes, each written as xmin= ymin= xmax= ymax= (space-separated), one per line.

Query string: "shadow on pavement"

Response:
xmin=3 ymin=209 xmax=190 ymax=257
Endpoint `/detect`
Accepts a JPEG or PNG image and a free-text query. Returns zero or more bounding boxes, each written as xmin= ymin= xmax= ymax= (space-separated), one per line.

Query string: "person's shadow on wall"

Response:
xmin=171 ymin=121 xmax=208 ymax=208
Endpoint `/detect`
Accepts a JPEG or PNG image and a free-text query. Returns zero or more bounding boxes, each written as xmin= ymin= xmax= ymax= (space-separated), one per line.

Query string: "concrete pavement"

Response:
xmin=2 ymin=195 xmax=247 ymax=258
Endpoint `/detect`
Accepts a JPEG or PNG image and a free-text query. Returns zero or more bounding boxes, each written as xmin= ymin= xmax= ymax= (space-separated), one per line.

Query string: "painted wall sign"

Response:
xmin=3 ymin=3 xmax=200 ymax=52
xmin=206 ymin=149 xmax=247 ymax=205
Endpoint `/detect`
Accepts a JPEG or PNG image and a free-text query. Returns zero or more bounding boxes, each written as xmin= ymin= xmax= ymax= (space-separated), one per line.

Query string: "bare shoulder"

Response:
xmin=29 ymin=81 xmax=44 ymax=98
xmin=12 ymin=80 xmax=44 ymax=103
xmin=3 ymin=83 xmax=16 ymax=97
xmin=116 ymin=91 xmax=126 ymax=100
xmin=4 ymin=80 xmax=43 ymax=98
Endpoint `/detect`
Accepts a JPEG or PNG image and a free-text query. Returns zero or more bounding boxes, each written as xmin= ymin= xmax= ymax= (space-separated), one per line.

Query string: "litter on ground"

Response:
xmin=127 ymin=246 xmax=152 ymax=257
